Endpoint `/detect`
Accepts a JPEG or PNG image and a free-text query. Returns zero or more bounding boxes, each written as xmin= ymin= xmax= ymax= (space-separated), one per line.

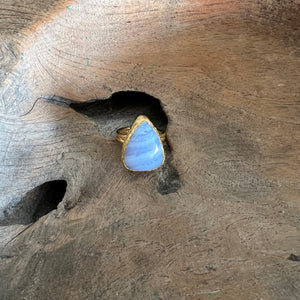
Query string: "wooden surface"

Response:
xmin=0 ymin=0 xmax=299 ymax=299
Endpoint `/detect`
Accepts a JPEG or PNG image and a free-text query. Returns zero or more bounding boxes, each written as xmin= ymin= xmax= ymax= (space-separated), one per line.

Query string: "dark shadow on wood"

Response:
xmin=44 ymin=91 xmax=168 ymax=138
xmin=0 ymin=180 xmax=67 ymax=226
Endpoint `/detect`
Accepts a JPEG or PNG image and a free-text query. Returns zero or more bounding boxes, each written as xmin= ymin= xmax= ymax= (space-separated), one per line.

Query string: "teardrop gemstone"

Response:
xmin=124 ymin=122 xmax=164 ymax=171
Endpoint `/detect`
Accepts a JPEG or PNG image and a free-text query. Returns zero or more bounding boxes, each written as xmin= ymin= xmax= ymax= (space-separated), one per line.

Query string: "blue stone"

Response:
xmin=124 ymin=122 xmax=164 ymax=171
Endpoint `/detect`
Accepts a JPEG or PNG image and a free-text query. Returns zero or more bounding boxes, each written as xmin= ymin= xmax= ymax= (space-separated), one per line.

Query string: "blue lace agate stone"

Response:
xmin=124 ymin=122 xmax=164 ymax=171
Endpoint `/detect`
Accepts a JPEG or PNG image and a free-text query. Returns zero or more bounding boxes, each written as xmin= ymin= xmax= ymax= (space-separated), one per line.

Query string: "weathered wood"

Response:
xmin=0 ymin=1 xmax=299 ymax=299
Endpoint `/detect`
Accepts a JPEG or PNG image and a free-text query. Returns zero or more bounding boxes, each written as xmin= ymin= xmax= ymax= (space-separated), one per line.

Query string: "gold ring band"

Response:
xmin=117 ymin=127 xmax=166 ymax=143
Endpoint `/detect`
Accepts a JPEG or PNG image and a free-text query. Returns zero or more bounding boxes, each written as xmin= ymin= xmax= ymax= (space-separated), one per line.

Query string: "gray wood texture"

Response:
xmin=0 ymin=1 xmax=299 ymax=299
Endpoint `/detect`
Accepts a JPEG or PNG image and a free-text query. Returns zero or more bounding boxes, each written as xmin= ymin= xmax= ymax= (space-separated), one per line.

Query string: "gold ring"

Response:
xmin=117 ymin=127 xmax=166 ymax=143
xmin=116 ymin=115 xmax=166 ymax=171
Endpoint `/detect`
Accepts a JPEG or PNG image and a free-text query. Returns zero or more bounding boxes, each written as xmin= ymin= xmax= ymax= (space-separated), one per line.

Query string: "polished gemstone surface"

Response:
xmin=124 ymin=122 xmax=164 ymax=171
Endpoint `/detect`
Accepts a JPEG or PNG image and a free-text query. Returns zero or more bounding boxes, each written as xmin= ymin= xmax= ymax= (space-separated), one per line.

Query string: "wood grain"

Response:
xmin=0 ymin=1 xmax=299 ymax=299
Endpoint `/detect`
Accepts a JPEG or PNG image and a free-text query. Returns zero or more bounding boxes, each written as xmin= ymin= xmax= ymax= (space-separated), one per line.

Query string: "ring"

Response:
xmin=117 ymin=115 xmax=166 ymax=171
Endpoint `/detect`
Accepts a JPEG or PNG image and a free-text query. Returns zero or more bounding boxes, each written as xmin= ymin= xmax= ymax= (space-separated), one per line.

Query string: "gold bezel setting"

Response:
xmin=119 ymin=115 xmax=165 ymax=172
